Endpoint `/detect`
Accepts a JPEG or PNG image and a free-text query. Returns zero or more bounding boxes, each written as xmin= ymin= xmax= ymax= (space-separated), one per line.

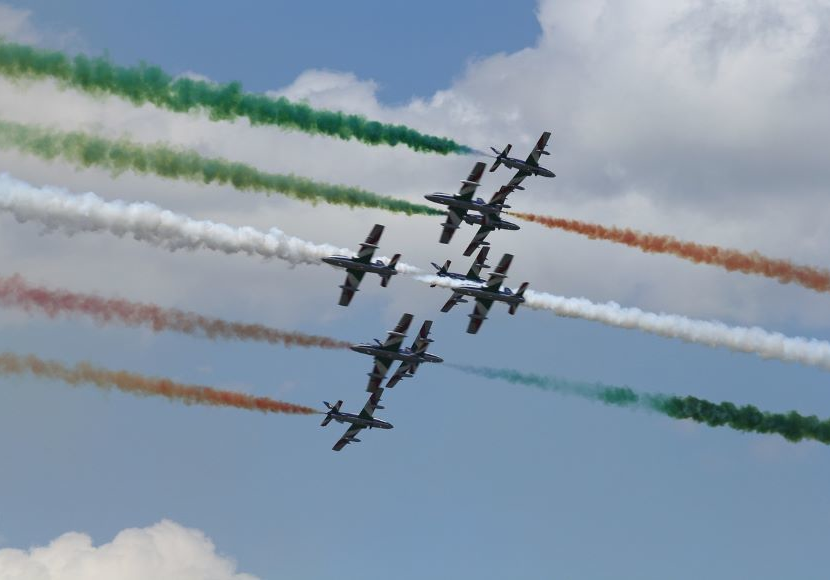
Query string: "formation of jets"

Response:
xmin=320 ymin=131 xmax=553 ymax=451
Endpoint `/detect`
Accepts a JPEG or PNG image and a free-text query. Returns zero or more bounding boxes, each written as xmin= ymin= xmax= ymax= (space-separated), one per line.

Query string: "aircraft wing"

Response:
xmin=338 ymin=269 xmax=366 ymax=306
xmin=524 ymin=131 xmax=551 ymax=167
xmin=332 ymin=423 xmax=364 ymax=451
xmin=365 ymin=355 xmax=395 ymax=392
xmin=440 ymin=291 xmax=467 ymax=313
xmin=439 ymin=206 xmax=468 ymax=244
xmin=386 ymin=361 xmax=418 ymax=388
xmin=355 ymin=224 xmax=384 ymax=264
xmin=332 ymin=389 xmax=385 ymax=451
xmin=456 ymin=162 xmax=486 ymax=200
xmin=505 ymin=170 xmax=529 ymax=191
xmin=467 ymin=298 xmax=494 ymax=334
xmin=487 ymin=185 xmax=513 ymax=211
xmin=465 ymin=247 xmax=490 ymax=279
xmin=380 ymin=313 xmax=413 ymax=350
xmin=410 ymin=320 xmax=433 ymax=354
xmin=463 ymin=224 xmax=495 ymax=257
xmin=483 ymin=253 xmax=513 ymax=292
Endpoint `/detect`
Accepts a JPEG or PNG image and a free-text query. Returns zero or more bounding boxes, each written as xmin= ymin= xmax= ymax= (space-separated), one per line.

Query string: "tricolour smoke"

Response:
xmin=509 ymin=211 xmax=830 ymax=294
xmin=0 ymin=173 xmax=421 ymax=274
xmin=0 ymin=119 xmax=443 ymax=216
xmin=450 ymin=364 xmax=830 ymax=444
xmin=0 ymin=40 xmax=472 ymax=155
xmin=420 ymin=276 xmax=830 ymax=371
xmin=0 ymin=273 xmax=350 ymax=349
xmin=0 ymin=352 xmax=318 ymax=414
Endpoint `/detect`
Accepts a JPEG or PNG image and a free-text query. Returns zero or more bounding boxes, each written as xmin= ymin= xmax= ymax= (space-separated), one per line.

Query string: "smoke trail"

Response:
xmin=509 ymin=211 xmax=830 ymax=294
xmin=420 ymin=276 xmax=830 ymax=371
xmin=0 ymin=119 xmax=443 ymax=216
xmin=0 ymin=352 xmax=318 ymax=414
xmin=0 ymin=40 xmax=472 ymax=155
xmin=450 ymin=364 xmax=830 ymax=444
xmin=0 ymin=273 xmax=351 ymax=349
xmin=0 ymin=173 xmax=421 ymax=274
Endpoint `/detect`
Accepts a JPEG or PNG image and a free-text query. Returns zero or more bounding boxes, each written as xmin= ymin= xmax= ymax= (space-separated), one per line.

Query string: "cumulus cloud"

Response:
xmin=0 ymin=520 xmax=258 ymax=580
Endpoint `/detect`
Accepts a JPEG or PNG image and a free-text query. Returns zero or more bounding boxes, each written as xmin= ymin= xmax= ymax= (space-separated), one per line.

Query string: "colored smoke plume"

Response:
xmin=420 ymin=276 xmax=830 ymax=372
xmin=0 ymin=40 xmax=471 ymax=155
xmin=509 ymin=211 xmax=830 ymax=293
xmin=451 ymin=364 xmax=830 ymax=444
xmin=0 ymin=273 xmax=350 ymax=349
xmin=0 ymin=173 xmax=422 ymax=274
xmin=0 ymin=352 xmax=318 ymax=414
xmin=0 ymin=118 xmax=443 ymax=216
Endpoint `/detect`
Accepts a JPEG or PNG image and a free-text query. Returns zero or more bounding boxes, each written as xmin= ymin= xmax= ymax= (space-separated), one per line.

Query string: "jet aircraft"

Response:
xmin=322 ymin=391 xmax=392 ymax=452
xmin=322 ymin=224 xmax=400 ymax=307
xmin=489 ymin=131 xmax=555 ymax=186
xmin=431 ymin=246 xmax=491 ymax=286
xmin=425 ymin=162 xmax=509 ymax=245
xmin=439 ymin=253 xmax=529 ymax=334
xmin=350 ymin=313 xmax=443 ymax=390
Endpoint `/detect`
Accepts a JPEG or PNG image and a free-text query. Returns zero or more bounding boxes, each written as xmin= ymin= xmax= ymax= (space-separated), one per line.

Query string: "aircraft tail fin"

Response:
xmin=509 ymin=282 xmax=530 ymax=315
xmin=489 ymin=144 xmax=511 ymax=172
xmin=381 ymin=254 xmax=400 ymax=287
xmin=321 ymin=400 xmax=343 ymax=426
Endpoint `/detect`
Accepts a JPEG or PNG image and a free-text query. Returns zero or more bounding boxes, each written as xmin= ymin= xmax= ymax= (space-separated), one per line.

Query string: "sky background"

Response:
xmin=1 ymin=1 xmax=830 ymax=578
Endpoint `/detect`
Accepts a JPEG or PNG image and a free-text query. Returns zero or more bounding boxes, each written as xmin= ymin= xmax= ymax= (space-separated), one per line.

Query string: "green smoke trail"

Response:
xmin=449 ymin=364 xmax=830 ymax=445
xmin=0 ymin=40 xmax=472 ymax=155
xmin=0 ymin=119 xmax=443 ymax=216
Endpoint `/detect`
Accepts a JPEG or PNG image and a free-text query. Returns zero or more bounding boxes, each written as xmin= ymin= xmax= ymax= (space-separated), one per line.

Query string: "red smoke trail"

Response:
xmin=0 ymin=274 xmax=350 ymax=349
xmin=0 ymin=352 xmax=319 ymax=414
xmin=509 ymin=211 xmax=830 ymax=293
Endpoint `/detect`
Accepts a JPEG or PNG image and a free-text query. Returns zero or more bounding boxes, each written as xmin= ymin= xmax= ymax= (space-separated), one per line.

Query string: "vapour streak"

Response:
xmin=510 ymin=211 xmax=830 ymax=294
xmin=450 ymin=364 xmax=830 ymax=444
xmin=0 ymin=173 xmax=422 ymax=274
xmin=0 ymin=40 xmax=471 ymax=155
xmin=0 ymin=352 xmax=318 ymax=414
xmin=421 ymin=276 xmax=830 ymax=371
xmin=0 ymin=119 xmax=443 ymax=216
xmin=0 ymin=273 xmax=350 ymax=349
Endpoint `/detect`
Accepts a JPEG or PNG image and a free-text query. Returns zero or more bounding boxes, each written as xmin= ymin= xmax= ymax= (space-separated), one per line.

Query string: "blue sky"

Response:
xmin=1 ymin=1 xmax=830 ymax=579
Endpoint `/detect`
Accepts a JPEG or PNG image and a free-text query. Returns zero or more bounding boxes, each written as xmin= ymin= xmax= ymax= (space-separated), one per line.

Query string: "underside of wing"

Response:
xmin=338 ymin=269 xmax=366 ymax=306
xmin=439 ymin=207 xmax=467 ymax=244
xmin=441 ymin=292 xmax=466 ymax=313
xmin=386 ymin=362 xmax=418 ymax=388
xmin=456 ymin=162 xmax=486 ymax=199
xmin=359 ymin=388 xmax=385 ymax=419
xmin=366 ymin=356 xmax=394 ymax=392
xmin=333 ymin=424 xmax=364 ymax=451
xmin=356 ymin=224 xmax=384 ymax=263
xmin=467 ymin=298 xmax=494 ymax=334
xmin=463 ymin=225 xmax=495 ymax=257
xmin=525 ymin=131 xmax=551 ymax=166
xmin=379 ymin=312 xmax=413 ymax=351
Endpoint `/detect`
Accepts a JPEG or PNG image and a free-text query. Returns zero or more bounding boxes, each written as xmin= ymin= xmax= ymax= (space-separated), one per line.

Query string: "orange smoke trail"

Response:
xmin=509 ymin=211 xmax=830 ymax=293
xmin=0 ymin=352 xmax=318 ymax=415
xmin=0 ymin=273 xmax=350 ymax=349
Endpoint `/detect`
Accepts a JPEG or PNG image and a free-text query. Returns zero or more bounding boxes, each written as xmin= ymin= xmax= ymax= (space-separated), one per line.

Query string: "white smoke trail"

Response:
xmin=421 ymin=276 xmax=830 ymax=371
xmin=0 ymin=173 xmax=421 ymax=272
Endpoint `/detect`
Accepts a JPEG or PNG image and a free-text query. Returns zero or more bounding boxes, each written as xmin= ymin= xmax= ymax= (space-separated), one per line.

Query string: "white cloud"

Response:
xmin=0 ymin=520 xmax=258 ymax=580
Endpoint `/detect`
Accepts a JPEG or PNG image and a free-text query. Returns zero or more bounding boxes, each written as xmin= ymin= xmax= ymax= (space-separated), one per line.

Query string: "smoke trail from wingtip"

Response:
xmin=450 ymin=364 xmax=830 ymax=444
xmin=0 ymin=173 xmax=421 ymax=274
xmin=0 ymin=273 xmax=351 ymax=349
xmin=509 ymin=211 xmax=830 ymax=294
xmin=0 ymin=119 xmax=443 ymax=216
xmin=0 ymin=40 xmax=473 ymax=155
xmin=421 ymin=276 xmax=830 ymax=371
xmin=0 ymin=352 xmax=318 ymax=414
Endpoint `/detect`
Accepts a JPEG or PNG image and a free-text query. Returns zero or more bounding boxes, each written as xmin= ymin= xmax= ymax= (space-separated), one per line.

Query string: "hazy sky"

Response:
xmin=1 ymin=1 xmax=829 ymax=579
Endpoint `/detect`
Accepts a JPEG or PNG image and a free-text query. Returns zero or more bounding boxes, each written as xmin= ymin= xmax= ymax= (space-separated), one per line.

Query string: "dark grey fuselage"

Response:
xmin=424 ymin=193 xmax=505 ymax=215
xmin=331 ymin=412 xmax=393 ymax=430
xmin=454 ymin=284 xmax=526 ymax=305
xmin=350 ymin=343 xmax=444 ymax=364
xmin=322 ymin=255 xmax=397 ymax=276
xmin=499 ymin=157 xmax=555 ymax=177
